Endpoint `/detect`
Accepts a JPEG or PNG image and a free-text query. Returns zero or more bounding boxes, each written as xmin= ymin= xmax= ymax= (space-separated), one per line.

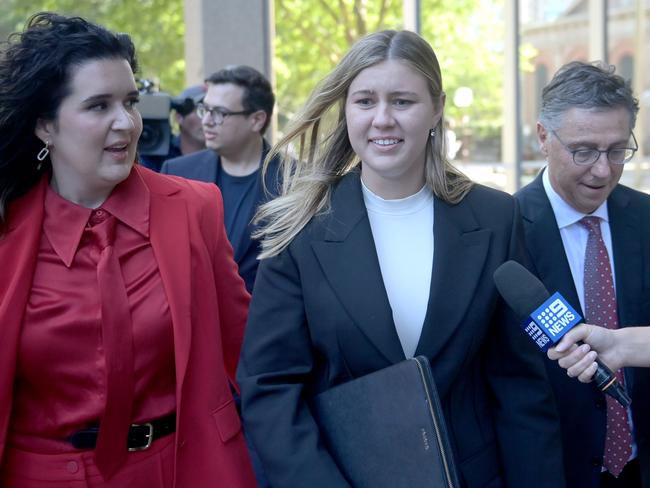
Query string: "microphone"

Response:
xmin=493 ymin=260 xmax=631 ymax=408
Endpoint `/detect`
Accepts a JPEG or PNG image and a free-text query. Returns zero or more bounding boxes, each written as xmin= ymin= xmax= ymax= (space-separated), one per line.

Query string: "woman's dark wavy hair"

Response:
xmin=0 ymin=12 xmax=138 ymax=228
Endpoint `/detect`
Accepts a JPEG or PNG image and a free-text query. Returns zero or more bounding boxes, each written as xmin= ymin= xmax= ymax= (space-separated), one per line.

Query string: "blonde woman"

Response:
xmin=238 ymin=30 xmax=564 ymax=488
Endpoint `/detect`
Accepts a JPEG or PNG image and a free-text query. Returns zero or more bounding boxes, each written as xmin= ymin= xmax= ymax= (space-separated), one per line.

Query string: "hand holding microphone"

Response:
xmin=493 ymin=260 xmax=632 ymax=408
xmin=550 ymin=323 xmax=650 ymax=380
xmin=547 ymin=325 xmax=618 ymax=383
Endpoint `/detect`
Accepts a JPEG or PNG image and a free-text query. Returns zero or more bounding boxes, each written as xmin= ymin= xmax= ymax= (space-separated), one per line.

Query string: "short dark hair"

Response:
xmin=205 ymin=65 xmax=275 ymax=134
xmin=539 ymin=61 xmax=639 ymax=131
xmin=0 ymin=12 xmax=137 ymax=225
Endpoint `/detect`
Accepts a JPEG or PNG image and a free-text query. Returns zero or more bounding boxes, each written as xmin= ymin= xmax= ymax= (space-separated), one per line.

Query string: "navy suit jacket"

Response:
xmin=160 ymin=143 xmax=279 ymax=292
xmin=238 ymin=171 xmax=565 ymax=488
xmin=515 ymin=171 xmax=650 ymax=488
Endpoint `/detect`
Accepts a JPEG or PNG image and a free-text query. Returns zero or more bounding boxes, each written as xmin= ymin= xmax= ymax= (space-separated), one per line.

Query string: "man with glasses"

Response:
xmin=161 ymin=65 xmax=278 ymax=293
xmin=516 ymin=61 xmax=650 ymax=488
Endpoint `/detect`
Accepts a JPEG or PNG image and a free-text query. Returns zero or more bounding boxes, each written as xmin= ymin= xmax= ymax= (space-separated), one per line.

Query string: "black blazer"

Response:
xmin=515 ymin=171 xmax=650 ymax=488
xmin=238 ymin=171 xmax=565 ymax=488
xmin=160 ymin=143 xmax=280 ymax=292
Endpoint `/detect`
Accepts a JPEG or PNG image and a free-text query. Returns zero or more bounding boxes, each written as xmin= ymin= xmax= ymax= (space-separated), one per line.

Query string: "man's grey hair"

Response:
xmin=538 ymin=61 xmax=639 ymax=131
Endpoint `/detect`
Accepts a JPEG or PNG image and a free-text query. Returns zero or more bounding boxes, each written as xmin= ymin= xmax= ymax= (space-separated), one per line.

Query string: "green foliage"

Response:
xmin=273 ymin=0 xmax=511 ymax=142
xmin=0 ymin=0 xmax=525 ymax=147
xmin=273 ymin=0 xmax=403 ymax=122
xmin=419 ymin=0 xmax=505 ymax=136
xmin=0 ymin=0 xmax=185 ymax=95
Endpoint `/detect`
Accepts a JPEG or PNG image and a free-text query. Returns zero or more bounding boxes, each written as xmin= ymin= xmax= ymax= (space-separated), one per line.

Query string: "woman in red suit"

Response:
xmin=0 ymin=12 xmax=256 ymax=487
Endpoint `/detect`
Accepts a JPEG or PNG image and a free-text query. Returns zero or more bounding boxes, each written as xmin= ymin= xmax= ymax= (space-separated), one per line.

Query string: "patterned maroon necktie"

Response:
xmin=580 ymin=216 xmax=632 ymax=477
xmin=88 ymin=212 xmax=135 ymax=480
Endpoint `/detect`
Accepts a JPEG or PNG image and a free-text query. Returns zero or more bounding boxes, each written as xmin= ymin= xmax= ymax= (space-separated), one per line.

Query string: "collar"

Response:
xmin=43 ymin=168 xmax=150 ymax=267
xmin=361 ymin=179 xmax=433 ymax=215
xmin=541 ymin=166 xmax=609 ymax=229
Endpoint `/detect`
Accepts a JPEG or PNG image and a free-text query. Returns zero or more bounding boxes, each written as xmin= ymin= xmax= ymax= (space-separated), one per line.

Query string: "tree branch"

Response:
xmin=336 ymin=0 xmax=355 ymax=45
xmin=353 ymin=0 xmax=367 ymax=36
xmin=375 ymin=0 xmax=389 ymax=30
xmin=277 ymin=0 xmax=335 ymax=61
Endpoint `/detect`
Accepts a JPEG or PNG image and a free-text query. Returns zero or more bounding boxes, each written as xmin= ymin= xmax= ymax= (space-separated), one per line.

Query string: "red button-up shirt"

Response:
xmin=9 ymin=171 xmax=176 ymax=453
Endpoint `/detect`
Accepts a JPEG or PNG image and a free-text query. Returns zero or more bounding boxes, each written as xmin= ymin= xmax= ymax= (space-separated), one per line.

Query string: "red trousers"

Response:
xmin=0 ymin=434 xmax=174 ymax=487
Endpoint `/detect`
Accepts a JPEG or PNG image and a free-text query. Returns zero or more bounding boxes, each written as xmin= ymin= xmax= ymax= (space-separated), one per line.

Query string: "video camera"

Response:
xmin=137 ymin=79 xmax=198 ymax=156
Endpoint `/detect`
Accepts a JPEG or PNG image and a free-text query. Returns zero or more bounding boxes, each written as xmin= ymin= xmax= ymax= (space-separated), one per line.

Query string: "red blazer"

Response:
xmin=0 ymin=166 xmax=257 ymax=487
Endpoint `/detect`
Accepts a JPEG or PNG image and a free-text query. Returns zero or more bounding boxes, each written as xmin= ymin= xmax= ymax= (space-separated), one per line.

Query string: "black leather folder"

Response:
xmin=312 ymin=356 xmax=460 ymax=488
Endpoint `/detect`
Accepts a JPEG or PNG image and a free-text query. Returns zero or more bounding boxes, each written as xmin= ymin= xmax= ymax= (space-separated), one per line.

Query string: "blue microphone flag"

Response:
xmin=521 ymin=292 xmax=582 ymax=351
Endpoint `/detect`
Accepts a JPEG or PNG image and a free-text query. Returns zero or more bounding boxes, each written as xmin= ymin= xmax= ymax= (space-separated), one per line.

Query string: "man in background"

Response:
xmin=172 ymin=84 xmax=207 ymax=157
xmin=139 ymin=84 xmax=206 ymax=171
xmin=161 ymin=65 xmax=278 ymax=293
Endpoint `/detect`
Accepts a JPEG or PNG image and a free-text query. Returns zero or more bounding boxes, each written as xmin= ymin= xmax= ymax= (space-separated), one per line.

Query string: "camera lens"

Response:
xmin=137 ymin=119 xmax=170 ymax=156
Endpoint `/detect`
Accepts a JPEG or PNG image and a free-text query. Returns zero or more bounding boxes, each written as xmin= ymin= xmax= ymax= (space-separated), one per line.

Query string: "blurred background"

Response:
xmin=1 ymin=0 xmax=648 ymax=193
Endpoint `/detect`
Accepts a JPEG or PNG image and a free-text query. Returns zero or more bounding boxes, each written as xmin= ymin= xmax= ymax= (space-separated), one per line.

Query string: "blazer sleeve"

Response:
xmin=237 ymin=245 xmax=351 ymax=488
xmin=484 ymin=199 xmax=566 ymax=488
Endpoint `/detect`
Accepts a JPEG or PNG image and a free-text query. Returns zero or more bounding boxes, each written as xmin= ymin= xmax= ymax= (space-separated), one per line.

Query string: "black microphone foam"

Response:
xmin=493 ymin=260 xmax=550 ymax=318
xmin=493 ymin=260 xmax=631 ymax=408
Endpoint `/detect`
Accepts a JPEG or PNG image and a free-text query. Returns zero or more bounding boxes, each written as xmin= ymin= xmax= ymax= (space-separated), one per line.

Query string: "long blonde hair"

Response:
xmin=256 ymin=30 xmax=472 ymax=258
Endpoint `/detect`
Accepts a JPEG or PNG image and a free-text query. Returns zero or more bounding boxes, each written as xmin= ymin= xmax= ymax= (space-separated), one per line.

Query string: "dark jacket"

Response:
xmin=515 ymin=171 xmax=650 ymax=488
xmin=160 ymin=142 xmax=280 ymax=292
xmin=238 ymin=171 xmax=565 ymax=488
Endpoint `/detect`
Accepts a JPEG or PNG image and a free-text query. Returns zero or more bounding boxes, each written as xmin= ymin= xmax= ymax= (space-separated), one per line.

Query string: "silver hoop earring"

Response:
xmin=430 ymin=128 xmax=436 ymax=138
xmin=37 ymin=141 xmax=50 ymax=162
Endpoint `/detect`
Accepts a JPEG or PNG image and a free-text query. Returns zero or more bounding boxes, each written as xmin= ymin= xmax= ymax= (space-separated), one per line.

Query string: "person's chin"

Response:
xmin=103 ymin=160 xmax=133 ymax=180
xmin=576 ymin=193 xmax=608 ymax=214
xmin=582 ymin=183 xmax=611 ymax=200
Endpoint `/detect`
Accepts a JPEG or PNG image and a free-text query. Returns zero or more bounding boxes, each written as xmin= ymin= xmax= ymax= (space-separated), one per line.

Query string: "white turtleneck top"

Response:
xmin=362 ymin=181 xmax=434 ymax=358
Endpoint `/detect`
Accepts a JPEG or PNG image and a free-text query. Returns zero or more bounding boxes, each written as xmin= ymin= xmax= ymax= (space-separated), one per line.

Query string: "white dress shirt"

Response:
xmin=542 ymin=168 xmax=616 ymax=314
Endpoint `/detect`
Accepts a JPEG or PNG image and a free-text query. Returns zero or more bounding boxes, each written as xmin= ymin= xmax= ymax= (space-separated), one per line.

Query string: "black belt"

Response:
xmin=68 ymin=413 xmax=176 ymax=451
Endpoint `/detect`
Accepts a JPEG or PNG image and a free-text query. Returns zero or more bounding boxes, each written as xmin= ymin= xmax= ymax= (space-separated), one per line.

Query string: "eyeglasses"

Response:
xmin=195 ymin=103 xmax=252 ymax=124
xmin=551 ymin=130 xmax=638 ymax=165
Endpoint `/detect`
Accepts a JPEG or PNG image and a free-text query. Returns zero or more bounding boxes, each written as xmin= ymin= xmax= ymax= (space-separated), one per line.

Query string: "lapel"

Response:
xmin=608 ymin=186 xmax=642 ymax=325
xmin=311 ymin=172 xmax=405 ymax=364
xmin=519 ymin=173 xmax=582 ymax=312
xmin=192 ymin=149 xmax=218 ymax=183
xmin=311 ymin=173 xmax=493 ymax=365
xmin=0 ymin=178 xmax=46 ymax=456
xmin=139 ymin=168 xmax=193 ymax=399
xmin=415 ymin=193 xmax=491 ymax=359
xmin=253 ymin=140 xmax=273 ymax=206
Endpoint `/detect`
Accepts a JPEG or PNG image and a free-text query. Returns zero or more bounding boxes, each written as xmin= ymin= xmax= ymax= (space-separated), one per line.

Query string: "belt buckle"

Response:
xmin=128 ymin=422 xmax=154 ymax=451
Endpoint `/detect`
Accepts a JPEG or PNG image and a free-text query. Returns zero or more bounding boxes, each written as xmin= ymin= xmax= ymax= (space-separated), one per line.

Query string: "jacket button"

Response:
xmin=66 ymin=461 xmax=79 ymax=473
xmin=595 ymin=399 xmax=605 ymax=409
xmin=591 ymin=456 xmax=603 ymax=467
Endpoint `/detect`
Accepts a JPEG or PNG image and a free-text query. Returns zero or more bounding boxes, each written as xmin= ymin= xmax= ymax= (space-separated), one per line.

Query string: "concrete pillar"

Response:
xmin=502 ymin=0 xmax=522 ymax=193
xmin=403 ymin=0 xmax=421 ymax=33
xmin=589 ymin=0 xmax=608 ymax=62
xmin=183 ymin=0 xmax=274 ymax=84
xmin=634 ymin=0 xmax=646 ymax=186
